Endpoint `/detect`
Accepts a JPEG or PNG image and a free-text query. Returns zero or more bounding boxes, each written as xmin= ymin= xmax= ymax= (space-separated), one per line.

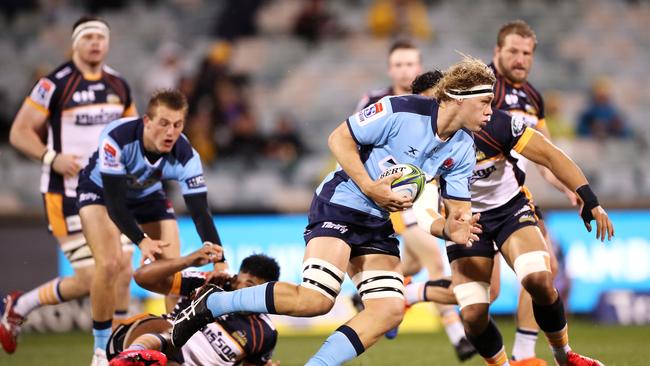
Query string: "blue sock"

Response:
xmin=207 ymin=282 xmax=276 ymax=318
xmin=305 ymin=325 xmax=365 ymax=366
xmin=92 ymin=319 xmax=112 ymax=352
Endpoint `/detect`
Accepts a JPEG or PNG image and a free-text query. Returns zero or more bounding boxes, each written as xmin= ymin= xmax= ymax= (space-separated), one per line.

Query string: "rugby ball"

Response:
xmin=379 ymin=163 xmax=426 ymax=202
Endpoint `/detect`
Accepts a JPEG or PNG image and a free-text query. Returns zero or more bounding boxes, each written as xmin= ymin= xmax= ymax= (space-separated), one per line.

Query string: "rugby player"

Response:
xmin=355 ymin=40 xmax=474 ymax=360
xmin=406 ymin=70 xmax=613 ymax=366
xmin=108 ymin=246 xmax=280 ymax=366
xmin=490 ymin=20 xmax=578 ymax=366
xmin=169 ymin=56 xmax=495 ymax=366
xmin=76 ymin=89 xmax=225 ymax=365
xmin=2 ymin=16 xmax=136 ymax=355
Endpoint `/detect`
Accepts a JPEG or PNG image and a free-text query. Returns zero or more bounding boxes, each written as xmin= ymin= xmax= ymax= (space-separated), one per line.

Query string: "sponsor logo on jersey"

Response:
xmin=471 ymin=165 xmax=497 ymax=182
xmin=186 ymin=174 xmax=206 ymax=189
xmin=404 ymin=145 xmax=419 ymax=158
xmin=78 ymin=192 xmax=101 ymax=203
xmin=103 ymin=142 xmax=119 ymax=167
xmin=441 ymin=157 xmax=455 ymax=171
xmin=107 ymin=93 xmax=121 ymax=104
xmin=202 ymin=328 xmax=238 ymax=362
xmin=72 ymin=90 xmax=96 ymax=103
xmin=321 ymin=221 xmax=348 ymax=234
xmin=232 ymin=330 xmax=248 ymax=347
xmin=30 ymin=78 xmax=56 ymax=108
xmin=505 ymin=94 xmax=518 ymax=105
xmin=74 ymin=108 xmax=123 ymax=126
xmin=357 ymin=101 xmax=386 ymax=125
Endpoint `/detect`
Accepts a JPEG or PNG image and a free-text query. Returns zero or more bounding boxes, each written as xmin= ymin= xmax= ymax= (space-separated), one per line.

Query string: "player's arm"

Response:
xmin=429 ymin=212 xmax=481 ymax=244
xmin=518 ymin=129 xmax=614 ymax=240
xmin=183 ymin=193 xmax=227 ymax=272
xmin=533 ymin=121 xmax=577 ymax=205
xmin=328 ymin=121 xmax=411 ymax=211
xmin=134 ymin=244 xmax=222 ymax=294
xmin=442 ymin=198 xmax=474 ymax=245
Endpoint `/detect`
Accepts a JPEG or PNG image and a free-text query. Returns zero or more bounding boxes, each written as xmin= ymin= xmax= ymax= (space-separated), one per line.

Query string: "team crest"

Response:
xmin=107 ymin=93 xmax=121 ymax=104
xmin=475 ymin=148 xmax=486 ymax=162
xmin=441 ymin=157 xmax=455 ymax=170
xmin=511 ymin=115 xmax=526 ymax=137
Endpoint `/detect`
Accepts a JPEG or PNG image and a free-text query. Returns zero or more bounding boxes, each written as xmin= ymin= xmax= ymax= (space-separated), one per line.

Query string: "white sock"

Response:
xmin=13 ymin=289 xmax=40 ymax=317
xmin=441 ymin=309 xmax=465 ymax=345
xmin=512 ymin=328 xmax=538 ymax=360
xmin=404 ymin=282 xmax=425 ymax=306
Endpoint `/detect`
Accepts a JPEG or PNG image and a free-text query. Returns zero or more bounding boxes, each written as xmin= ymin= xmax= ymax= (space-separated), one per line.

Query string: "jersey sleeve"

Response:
xmin=244 ymin=327 xmax=278 ymax=365
xmin=98 ymin=133 xmax=126 ymax=175
xmin=346 ymin=97 xmax=396 ymax=146
xmin=439 ymin=141 xmax=475 ymax=201
xmin=175 ymin=148 xmax=208 ymax=195
xmin=25 ymin=77 xmax=57 ymax=116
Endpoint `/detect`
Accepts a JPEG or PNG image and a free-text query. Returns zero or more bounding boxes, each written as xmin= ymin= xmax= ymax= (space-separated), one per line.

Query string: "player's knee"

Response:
xmin=521 ymin=271 xmax=554 ymax=301
xmin=514 ymin=251 xmax=553 ymax=299
xmin=298 ymin=258 xmax=344 ymax=316
xmin=94 ymin=256 xmax=121 ymax=277
xmin=459 ymin=303 xmax=490 ymax=335
xmin=377 ymin=300 xmax=405 ymax=330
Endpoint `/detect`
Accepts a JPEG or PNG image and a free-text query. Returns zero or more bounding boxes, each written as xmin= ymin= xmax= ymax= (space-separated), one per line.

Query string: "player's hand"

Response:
xmin=51 ymin=153 xmax=81 ymax=178
xmin=580 ymin=204 xmax=614 ymax=242
xmin=205 ymin=271 xmax=233 ymax=288
xmin=445 ymin=211 xmax=479 ymax=246
xmin=186 ymin=243 xmax=223 ymax=267
xmin=139 ymin=237 xmax=170 ymax=264
xmin=365 ymin=172 xmax=413 ymax=212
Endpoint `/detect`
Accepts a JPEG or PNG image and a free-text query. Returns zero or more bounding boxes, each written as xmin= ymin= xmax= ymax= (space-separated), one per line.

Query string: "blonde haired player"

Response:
xmin=3 ymin=15 xmax=136 ymax=359
xmin=356 ymin=41 xmax=476 ymax=361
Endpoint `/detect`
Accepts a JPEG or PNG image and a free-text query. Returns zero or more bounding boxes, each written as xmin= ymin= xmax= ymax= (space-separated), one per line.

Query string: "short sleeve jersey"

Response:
xmin=471 ymin=109 xmax=536 ymax=212
xmin=26 ymin=61 xmax=135 ymax=197
xmin=84 ymin=118 xmax=206 ymax=199
xmin=315 ymin=95 xmax=475 ymax=218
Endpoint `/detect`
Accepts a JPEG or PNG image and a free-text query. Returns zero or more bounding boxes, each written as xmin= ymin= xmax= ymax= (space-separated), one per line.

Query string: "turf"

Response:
xmin=0 ymin=318 xmax=648 ymax=365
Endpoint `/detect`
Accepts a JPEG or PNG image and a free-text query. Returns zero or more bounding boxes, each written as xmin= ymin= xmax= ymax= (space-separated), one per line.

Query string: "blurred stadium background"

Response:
xmin=0 ymin=0 xmax=649 ymax=365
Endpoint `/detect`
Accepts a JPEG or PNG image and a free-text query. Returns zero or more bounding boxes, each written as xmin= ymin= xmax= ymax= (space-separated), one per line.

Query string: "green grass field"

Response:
xmin=0 ymin=318 xmax=648 ymax=366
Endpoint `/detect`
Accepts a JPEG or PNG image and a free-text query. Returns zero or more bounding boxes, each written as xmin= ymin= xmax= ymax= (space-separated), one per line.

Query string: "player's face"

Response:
xmin=388 ymin=49 xmax=422 ymax=92
xmin=495 ymin=34 xmax=534 ymax=84
xmin=460 ymin=95 xmax=494 ymax=132
xmin=74 ymin=32 xmax=109 ymax=66
xmin=143 ymin=105 xmax=186 ymax=153
xmin=233 ymin=272 xmax=267 ymax=290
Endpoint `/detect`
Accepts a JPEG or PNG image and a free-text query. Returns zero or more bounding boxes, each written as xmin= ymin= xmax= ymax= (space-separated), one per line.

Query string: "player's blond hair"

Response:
xmin=433 ymin=56 xmax=496 ymax=102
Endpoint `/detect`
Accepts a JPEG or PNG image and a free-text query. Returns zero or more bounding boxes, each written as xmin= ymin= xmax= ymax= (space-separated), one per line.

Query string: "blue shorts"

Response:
xmin=303 ymin=196 xmax=400 ymax=258
xmin=77 ymin=177 xmax=175 ymax=224
xmin=446 ymin=191 xmax=539 ymax=262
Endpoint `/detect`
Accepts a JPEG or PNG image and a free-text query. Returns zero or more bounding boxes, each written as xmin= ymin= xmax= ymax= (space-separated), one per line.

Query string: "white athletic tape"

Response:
xmin=300 ymin=258 xmax=344 ymax=301
xmin=453 ymin=281 xmax=490 ymax=310
xmin=513 ymin=250 xmax=550 ymax=283
xmin=352 ymin=270 xmax=405 ymax=300
xmin=412 ymin=181 xmax=442 ymax=232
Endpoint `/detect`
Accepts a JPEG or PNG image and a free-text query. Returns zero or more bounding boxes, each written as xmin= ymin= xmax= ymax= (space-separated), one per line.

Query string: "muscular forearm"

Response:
xmin=10 ymin=125 xmax=47 ymax=160
xmin=134 ymin=256 xmax=192 ymax=293
xmin=328 ymin=123 xmax=373 ymax=193
xmin=530 ymin=146 xmax=588 ymax=192
xmin=429 ymin=217 xmax=446 ymax=239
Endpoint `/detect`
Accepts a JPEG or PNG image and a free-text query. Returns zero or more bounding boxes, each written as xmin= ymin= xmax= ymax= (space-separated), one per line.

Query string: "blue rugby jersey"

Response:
xmin=83 ymin=118 xmax=206 ymax=199
xmin=316 ymin=95 xmax=476 ymax=218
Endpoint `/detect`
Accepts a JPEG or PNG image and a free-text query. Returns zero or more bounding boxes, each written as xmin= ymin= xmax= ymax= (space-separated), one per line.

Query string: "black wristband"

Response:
xmin=576 ymin=184 xmax=599 ymax=223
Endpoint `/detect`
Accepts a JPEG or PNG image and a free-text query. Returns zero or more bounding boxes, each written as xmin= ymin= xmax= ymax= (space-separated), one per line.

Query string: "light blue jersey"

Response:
xmin=83 ymin=118 xmax=206 ymax=200
xmin=315 ymin=95 xmax=475 ymax=218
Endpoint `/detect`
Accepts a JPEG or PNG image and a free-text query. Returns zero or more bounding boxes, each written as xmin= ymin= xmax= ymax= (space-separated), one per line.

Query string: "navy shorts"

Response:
xmin=303 ymin=196 xmax=400 ymax=258
xmin=446 ymin=192 xmax=538 ymax=262
xmin=77 ymin=177 xmax=175 ymax=224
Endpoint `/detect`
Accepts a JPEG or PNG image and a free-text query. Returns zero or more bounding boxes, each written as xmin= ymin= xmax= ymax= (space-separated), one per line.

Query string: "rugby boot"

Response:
xmin=565 ymin=351 xmax=604 ymax=366
xmin=108 ymin=349 xmax=167 ymax=366
xmin=0 ymin=291 xmax=25 ymax=354
xmin=454 ymin=336 xmax=479 ymax=362
xmin=171 ymin=284 xmax=221 ymax=347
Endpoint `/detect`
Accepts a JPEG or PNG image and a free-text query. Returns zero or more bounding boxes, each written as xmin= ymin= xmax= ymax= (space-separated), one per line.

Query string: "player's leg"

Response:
xmin=171 ymin=236 xmax=350 ymax=348
xmin=451 ymin=256 xmax=510 ymax=366
xmin=501 ymin=226 xmax=602 ymax=366
xmin=140 ymin=219 xmax=181 ymax=313
xmin=80 ymin=204 xmax=124 ymax=361
xmin=113 ymin=239 xmax=134 ymax=324
xmin=107 ymin=316 xmax=170 ymax=366
xmin=305 ymin=253 xmax=405 ymax=366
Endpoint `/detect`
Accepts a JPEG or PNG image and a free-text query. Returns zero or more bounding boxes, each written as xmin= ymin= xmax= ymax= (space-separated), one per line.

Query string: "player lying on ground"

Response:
xmin=109 ymin=245 xmax=280 ymax=366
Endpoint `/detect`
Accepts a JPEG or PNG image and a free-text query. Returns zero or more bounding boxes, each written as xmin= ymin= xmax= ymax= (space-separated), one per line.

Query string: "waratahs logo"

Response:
xmin=441 ymin=157 xmax=455 ymax=170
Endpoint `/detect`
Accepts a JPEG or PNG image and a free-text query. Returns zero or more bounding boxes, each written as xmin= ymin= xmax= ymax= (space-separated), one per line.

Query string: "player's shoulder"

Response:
xmin=104 ymin=117 xmax=142 ymax=146
xmin=40 ymin=61 xmax=77 ymax=88
xmin=169 ymin=134 xmax=195 ymax=165
xmin=102 ymin=64 xmax=131 ymax=86
xmin=481 ymin=109 xmax=527 ymax=142
xmin=387 ymin=94 xmax=436 ymax=116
